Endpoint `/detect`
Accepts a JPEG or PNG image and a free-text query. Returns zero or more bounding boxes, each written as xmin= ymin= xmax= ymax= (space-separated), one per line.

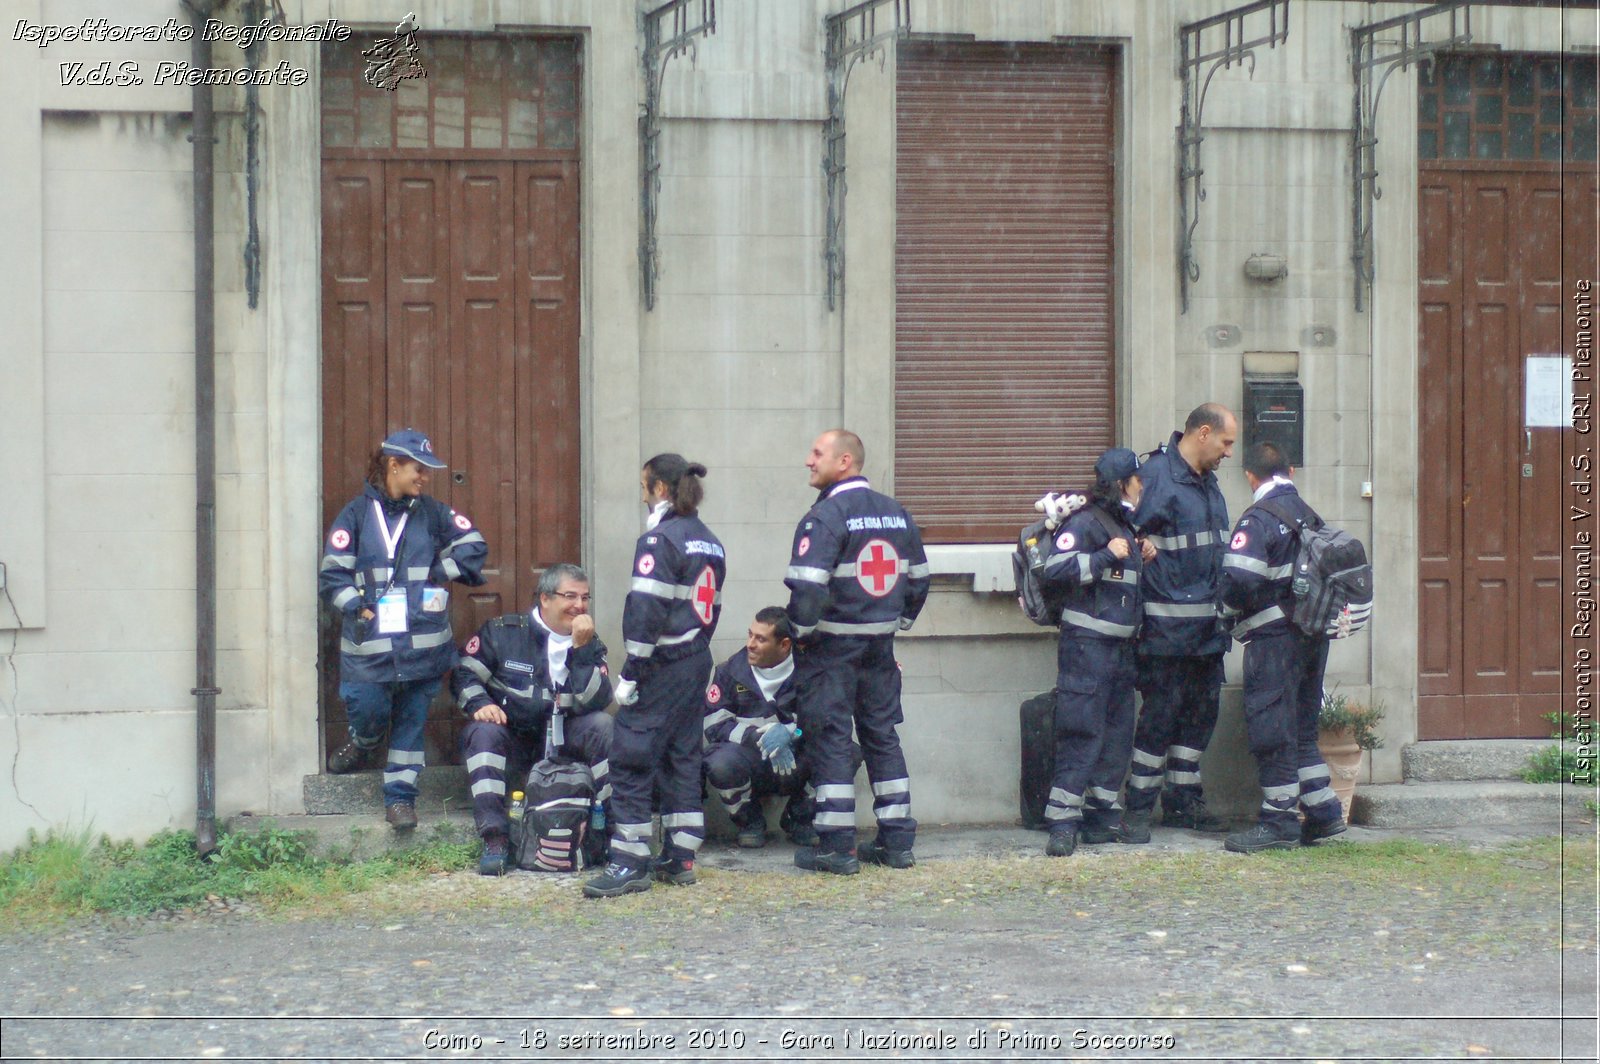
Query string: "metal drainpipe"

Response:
xmin=187 ymin=0 xmax=221 ymax=860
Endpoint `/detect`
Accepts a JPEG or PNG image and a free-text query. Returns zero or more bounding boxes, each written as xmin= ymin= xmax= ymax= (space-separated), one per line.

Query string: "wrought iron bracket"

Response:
xmin=1177 ymin=0 xmax=1289 ymax=313
xmin=640 ymin=0 xmax=716 ymax=311
xmin=823 ymin=0 xmax=910 ymax=311
xmin=1350 ymin=1 xmax=1470 ymax=311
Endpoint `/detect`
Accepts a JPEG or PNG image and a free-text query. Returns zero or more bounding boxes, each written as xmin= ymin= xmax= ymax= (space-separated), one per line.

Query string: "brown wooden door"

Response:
xmin=319 ymin=158 xmax=581 ymax=765
xmin=1417 ymin=167 xmax=1594 ymax=738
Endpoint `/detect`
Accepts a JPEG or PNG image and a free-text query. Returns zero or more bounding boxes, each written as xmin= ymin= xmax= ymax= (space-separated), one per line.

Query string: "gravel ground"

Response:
xmin=1 ymin=823 xmax=1595 ymax=1063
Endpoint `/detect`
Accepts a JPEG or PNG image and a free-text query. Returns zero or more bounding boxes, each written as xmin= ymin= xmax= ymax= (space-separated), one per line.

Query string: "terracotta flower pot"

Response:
xmin=1317 ymin=727 xmax=1365 ymax=820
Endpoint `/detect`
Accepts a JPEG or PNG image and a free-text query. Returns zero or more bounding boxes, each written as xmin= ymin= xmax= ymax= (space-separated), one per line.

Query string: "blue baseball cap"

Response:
xmin=1094 ymin=447 xmax=1141 ymax=483
xmin=380 ymin=428 xmax=446 ymax=469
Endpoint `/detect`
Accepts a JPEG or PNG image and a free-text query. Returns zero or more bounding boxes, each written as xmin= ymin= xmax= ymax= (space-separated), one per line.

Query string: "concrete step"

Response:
xmin=1353 ymin=780 xmax=1594 ymax=828
xmin=1402 ymin=739 xmax=1551 ymax=782
xmin=301 ymin=769 xmax=744 ymax=837
xmin=303 ymin=768 xmax=469 ymax=815
xmin=226 ymin=810 xmax=478 ymax=861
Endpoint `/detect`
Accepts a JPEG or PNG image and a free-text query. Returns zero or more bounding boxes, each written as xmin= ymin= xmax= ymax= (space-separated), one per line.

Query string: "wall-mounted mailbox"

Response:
xmin=1243 ymin=377 xmax=1304 ymax=467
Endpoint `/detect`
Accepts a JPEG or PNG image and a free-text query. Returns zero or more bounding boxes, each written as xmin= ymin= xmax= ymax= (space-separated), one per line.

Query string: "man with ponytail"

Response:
xmin=584 ymin=454 xmax=727 ymax=898
xmin=784 ymin=430 xmax=930 ymax=874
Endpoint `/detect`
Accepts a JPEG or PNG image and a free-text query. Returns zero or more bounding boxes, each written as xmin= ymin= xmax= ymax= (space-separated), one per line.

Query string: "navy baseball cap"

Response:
xmin=1094 ymin=447 xmax=1140 ymax=482
xmin=380 ymin=428 xmax=446 ymax=468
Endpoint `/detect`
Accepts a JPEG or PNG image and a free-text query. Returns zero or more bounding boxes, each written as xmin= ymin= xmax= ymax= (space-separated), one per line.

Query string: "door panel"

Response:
xmin=518 ymin=162 xmax=582 ymax=571
xmin=448 ymin=162 xmax=517 ymax=645
xmin=1417 ymin=175 xmax=1463 ymax=737
xmin=1418 ymin=167 xmax=1589 ymax=737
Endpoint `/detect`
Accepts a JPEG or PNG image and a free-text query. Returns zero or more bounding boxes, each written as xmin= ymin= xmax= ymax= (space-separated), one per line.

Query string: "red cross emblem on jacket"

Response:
xmin=856 ymin=539 xmax=901 ymax=598
xmin=692 ymin=565 xmax=718 ymax=625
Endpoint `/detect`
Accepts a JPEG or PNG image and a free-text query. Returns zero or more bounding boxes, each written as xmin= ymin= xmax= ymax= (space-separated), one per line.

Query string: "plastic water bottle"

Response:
xmin=590 ymin=803 xmax=606 ymax=833
xmin=1026 ymin=536 xmax=1044 ymax=571
xmin=508 ymin=790 xmax=526 ymax=822
xmin=1291 ymin=561 xmax=1311 ymax=598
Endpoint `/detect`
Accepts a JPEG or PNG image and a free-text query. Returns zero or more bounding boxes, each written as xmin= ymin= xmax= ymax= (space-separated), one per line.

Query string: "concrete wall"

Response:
xmin=0 ymin=0 xmax=1585 ymax=848
xmin=0 ymin=0 xmax=644 ymax=849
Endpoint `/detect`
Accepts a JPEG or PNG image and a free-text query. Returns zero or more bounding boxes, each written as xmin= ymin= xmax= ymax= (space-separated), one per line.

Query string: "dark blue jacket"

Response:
xmin=1132 ymin=433 xmax=1230 ymax=656
xmin=450 ymin=612 xmax=613 ymax=740
xmin=622 ymin=511 xmax=726 ymax=680
xmin=784 ymin=477 xmax=930 ymax=639
xmin=702 ymin=651 xmax=798 ymax=747
xmin=1039 ymin=501 xmax=1143 ymax=641
xmin=1220 ymin=481 xmax=1317 ymax=642
xmin=319 ymin=484 xmax=488 ymax=683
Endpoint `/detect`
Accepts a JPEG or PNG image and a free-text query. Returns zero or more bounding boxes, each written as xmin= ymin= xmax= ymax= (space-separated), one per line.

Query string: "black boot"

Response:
xmin=1163 ymin=793 xmax=1229 ymax=832
xmin=1079 ymin=815 xmax=1118 ymax=845
xmin=1300 ymin=814 xmax=1348 ymax=846
xmin=1224 ymin=821 xmax=1300 ymax=853
xmin=732 ymin=805 xmax=769 ymax=849
xmin=653 ymin=854 xmax=697 ymax=885
xmin=1046 ymin=823 xmax=1079 ymax=857
xmin=1116 ymin=809 xmax=1152 ymax=844
xmin=779 ymin=796 xmax=819 ymax=847
xmin=327 ymin=739 xmax=377 ymax=774
xmin=582 ymin=862 xmax=653 ymax=898
xmin=859 ymin=837 xmax=915 ymax=869
xmin=794 ymin=847 xmax=860 ymax=875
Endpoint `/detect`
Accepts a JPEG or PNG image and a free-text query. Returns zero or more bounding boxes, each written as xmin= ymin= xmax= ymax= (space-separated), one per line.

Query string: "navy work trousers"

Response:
xmin=1242 ymin=629 xmax=1342 ymax=830
xmin=1046 ymin=636 xmax=1136 ymax=829
xmin=794 ymin=635 xmax=915 ymax=855
xmin=1124 ymin=653 xmax=1223 ymax=814
xmin=608 ymin=650 xmax=712 ymax=870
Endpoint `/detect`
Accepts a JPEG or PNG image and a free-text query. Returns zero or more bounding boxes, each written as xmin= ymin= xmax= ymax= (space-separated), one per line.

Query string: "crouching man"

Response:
xmin=451 ymin=563 xmax=613 ymax=875
xmin=703 ymin=608 xmax=833 ymax=848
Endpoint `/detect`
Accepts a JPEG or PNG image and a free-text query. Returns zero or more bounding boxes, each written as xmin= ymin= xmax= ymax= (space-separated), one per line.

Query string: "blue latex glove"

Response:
xmin=758 ymin=722 xmax=796 ymax=757
xmin=760 ymin=723 xmax=800 ymax=778
xmin=770 ymin=745 xmax=797 ymax=777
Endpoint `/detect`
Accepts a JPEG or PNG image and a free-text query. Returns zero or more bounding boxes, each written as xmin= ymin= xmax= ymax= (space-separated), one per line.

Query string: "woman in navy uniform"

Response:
xmin=319 ymin=429 xmax=487 ymax=831
xmin=1034 ymin=448 xmax=1145 ymax=856
xmin=584 ymin=454 xmax=726 ymax=898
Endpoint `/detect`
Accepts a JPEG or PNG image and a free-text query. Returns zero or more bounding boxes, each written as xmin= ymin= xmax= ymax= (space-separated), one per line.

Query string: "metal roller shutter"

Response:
xmin=895 ymin=42 xmax=1116 ymax=543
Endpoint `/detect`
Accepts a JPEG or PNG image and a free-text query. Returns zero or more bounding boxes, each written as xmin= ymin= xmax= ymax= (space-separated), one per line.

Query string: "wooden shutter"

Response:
xmin=895 ymin=42 xmax=1116 ymax=543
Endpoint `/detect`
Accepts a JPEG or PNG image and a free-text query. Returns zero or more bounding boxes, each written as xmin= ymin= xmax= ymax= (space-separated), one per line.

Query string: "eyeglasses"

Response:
xmin=550 ymin=591 xmax=592 ymax=604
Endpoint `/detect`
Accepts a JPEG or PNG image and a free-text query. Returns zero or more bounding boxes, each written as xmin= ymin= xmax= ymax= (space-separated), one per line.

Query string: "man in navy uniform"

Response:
xmin=1219 ymin=441 xmax=1347 ymax=852
xmin=1119 ymin=403 xmax=1237 ymax=841
xmin=702 ymin=607 xmax=822 ymax=848
xmin=451 ymin=563 xmax=613 ymax=875
xmin=785 ymin=430 xmax=930 ymax=874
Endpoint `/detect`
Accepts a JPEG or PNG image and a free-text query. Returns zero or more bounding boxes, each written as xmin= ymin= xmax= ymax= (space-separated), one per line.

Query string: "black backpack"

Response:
xmin=512 ymin=756 xmax=595 ymax=872
xmin=1014 ymin=517 xmax=1066 ymax=626
xmin=1013 ymin=506 xmax=1128 ymax=627
xmin=1253 ymin=496 xmax=1373 ymax=639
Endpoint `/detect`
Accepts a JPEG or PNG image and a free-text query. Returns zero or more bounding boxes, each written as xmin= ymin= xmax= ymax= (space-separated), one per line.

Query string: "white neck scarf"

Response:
xmin=530 ymin=606 xmax=573 ymax=687
xmin=751 ymin=654 xmax=795 ymax=702
xmin=1252 ymin=475 xmax=1295 ymax=503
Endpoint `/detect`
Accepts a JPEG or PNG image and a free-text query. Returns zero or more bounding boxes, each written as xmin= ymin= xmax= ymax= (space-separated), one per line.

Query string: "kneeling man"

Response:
xmin=703 ymin=608 xmax=824 ymax=848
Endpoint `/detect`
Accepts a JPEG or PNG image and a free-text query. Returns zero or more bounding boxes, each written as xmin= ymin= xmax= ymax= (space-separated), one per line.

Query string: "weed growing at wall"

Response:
xmin=0 ymin=824 xmax=476 ymax=926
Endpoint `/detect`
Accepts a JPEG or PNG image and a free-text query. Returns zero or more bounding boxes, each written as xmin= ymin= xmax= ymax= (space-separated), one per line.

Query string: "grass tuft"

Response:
xmin=0 ymin=823 xmax=476 ymax=928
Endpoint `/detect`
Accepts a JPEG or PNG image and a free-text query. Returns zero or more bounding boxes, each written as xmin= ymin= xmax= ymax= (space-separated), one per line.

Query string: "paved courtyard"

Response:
xmin=1 ymin=822 xmax=1595 ymax=1062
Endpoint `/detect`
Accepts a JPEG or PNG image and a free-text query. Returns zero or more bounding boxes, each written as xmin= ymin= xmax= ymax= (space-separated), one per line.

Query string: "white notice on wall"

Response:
xmin=1525 ymin=356 xmax=1573 ymax=428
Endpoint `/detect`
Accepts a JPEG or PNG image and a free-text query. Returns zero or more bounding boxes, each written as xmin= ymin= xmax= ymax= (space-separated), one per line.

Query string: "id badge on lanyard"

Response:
xmin=372 ymin=501 xmax=411 ymax=635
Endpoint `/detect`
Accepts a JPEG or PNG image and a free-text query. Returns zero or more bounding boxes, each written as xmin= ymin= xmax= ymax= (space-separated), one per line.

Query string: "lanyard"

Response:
xmin=370 ymin=501 xmax=411 ymax=599
xmin=371 ymin=500 xmax=411 ymax=561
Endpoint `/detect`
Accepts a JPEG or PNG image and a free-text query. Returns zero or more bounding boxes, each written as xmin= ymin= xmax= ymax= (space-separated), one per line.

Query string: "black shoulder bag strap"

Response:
xmin=1252 ymin=494 xmax=1322 ymax=534
xmin=1087 ymin=504 xmax=1128 ymax=547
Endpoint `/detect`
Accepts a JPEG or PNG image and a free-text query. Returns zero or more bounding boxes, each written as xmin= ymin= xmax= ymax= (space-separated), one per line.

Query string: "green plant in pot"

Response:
xmin=1317 ymin=691 xmax=1385 ymax=820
